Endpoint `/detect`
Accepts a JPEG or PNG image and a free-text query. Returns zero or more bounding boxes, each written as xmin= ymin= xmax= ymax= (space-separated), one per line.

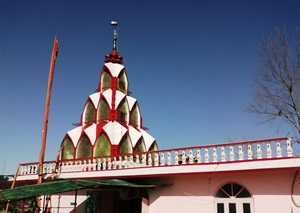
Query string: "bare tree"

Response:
xmin=247 ymin=26 xmax=300 ymax=143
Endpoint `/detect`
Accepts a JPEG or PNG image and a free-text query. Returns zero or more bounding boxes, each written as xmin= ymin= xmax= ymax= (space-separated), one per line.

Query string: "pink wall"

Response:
xmin=45 ymin=169 xmax=300 ymax=212
xmin=149 ymin=169 xmax=300 ymax=213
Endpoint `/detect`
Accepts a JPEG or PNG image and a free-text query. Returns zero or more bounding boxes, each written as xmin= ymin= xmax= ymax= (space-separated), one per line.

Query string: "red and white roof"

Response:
xmin=59 ymin=49 xmax=157 ymax=160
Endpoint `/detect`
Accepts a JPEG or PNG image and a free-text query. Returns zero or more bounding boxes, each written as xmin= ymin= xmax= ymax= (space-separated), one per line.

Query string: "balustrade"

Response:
xmin=17 ymin=137 xmax=294 ymax=176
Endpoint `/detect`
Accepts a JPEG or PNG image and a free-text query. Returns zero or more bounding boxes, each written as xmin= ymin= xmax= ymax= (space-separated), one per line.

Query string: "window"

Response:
xmin=118 ymin=70 xmax=128 ymax=92
xmin=134 ymin=139 xmax=146 ymax=153
xmin=148 ymin=142 xmax=158 ymax=152
xmin=133 ymin=139 xmax=146 ymax=163
xmin=97 ymin=98 xmax=109 ymax=122
xmin=61 ymin=137 xmax=74 ymax=160
xmin=118 ymin=111 xmax=127 ymax=122
xmin=119 ymin=134 xmax=132 ymax=154
xmin=117 ymin=99 xmax=128 ymax=123
xmin=77 ymin=135 xmax=92 ymax=158
xmin=130 ymin=104 xmax=140 ymax=127
xmin=83 ymin=101 xmax=95 ymax=124
xmin=94 ymin=133 xmax=111 ymax=157
xmin=100 ymin=69 xmax=111 ymax=91
xmin=215 ymin=183 xmax=253 ymax=213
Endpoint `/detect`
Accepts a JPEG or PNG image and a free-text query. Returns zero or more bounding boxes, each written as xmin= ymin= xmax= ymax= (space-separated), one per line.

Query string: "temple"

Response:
xmin=59 ymin=24 xmax=157 ymax=161
xmin=1 ymin=23 xmax=300 ymax=213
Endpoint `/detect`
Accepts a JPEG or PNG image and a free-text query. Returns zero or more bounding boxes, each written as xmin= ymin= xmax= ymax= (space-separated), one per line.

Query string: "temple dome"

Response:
xmin=59 ymin=48 xmax=158 ymax=160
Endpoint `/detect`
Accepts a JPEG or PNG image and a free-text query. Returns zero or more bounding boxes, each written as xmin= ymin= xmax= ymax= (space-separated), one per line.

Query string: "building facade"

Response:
xmin=6 ymin=25 xmax=300 ymax=213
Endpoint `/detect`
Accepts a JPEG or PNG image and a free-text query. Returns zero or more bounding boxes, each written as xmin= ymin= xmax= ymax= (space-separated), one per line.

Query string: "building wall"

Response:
xmin=45 ymin=169 xmax=300 ymax=213
xmin=49 ymin=190 xmax=87 ymax=213
xmin=149 ymin=169 xmax=300 ymax=213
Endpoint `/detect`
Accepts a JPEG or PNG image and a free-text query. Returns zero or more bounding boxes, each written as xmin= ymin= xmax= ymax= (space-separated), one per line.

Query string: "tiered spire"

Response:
xmin=58 ymin=22 xmax=157 ymax=160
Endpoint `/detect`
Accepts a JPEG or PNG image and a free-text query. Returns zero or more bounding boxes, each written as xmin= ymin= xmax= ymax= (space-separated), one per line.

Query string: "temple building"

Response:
xmin=1 ymin=23 xmax=300 ymax=213
xmin=59 ymin=29 xmax=157 ymax=162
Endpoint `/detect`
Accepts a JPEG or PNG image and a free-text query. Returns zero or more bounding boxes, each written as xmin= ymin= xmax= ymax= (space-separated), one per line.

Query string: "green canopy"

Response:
xmin=0 ymin=179 xmax=157 ymax=204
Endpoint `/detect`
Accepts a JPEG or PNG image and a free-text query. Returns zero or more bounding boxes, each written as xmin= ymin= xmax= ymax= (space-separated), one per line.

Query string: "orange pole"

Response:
xmin=5 ymin=164 xmax=20 ymax=213
xmin=38 ymin=36 xmax=59 ymax=184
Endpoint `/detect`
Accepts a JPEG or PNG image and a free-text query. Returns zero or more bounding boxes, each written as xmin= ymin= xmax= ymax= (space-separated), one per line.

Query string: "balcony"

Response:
xmin=16 ymin=137 xmax=297 ymax=181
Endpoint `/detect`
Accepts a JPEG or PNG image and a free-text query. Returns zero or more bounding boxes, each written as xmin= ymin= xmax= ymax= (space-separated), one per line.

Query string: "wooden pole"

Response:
xmin=5 ymin=164 xmax=20 ymax=213
xmin=38 ymin=36 xmax=59 ymax=184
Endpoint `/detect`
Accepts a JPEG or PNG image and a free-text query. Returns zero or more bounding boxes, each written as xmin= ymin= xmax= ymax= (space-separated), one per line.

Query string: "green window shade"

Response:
xmin=130 ymin=104 xmax=140 ymax=126
xmin=119 ymin=134 xmax=132 ymax=154
xmin=118 ymin=70 xmax=128 ymax=92
xmin=100 ymin=69 xmax=111 ymax=91
xmin=77 ymin=135 xmax=92 ymax=158
xmin=84 ymin=101 xmax=95 ymax=124
xmin=94 ymin=133 xmax=111 ymax=156
xmin=117 ymin=99 xmax=128 ymax=123
xmin=134 ymin=139 xmax=146 ymax=163
xmin=134 ymin=139 xmax=146 ymax=153
xmin=61 ymin=137 xmax=74 ymax=160
xmin=98 ymin=99 xmax=109 ymax=122
xmin=148 ymin=143 xmax=158 ymax=152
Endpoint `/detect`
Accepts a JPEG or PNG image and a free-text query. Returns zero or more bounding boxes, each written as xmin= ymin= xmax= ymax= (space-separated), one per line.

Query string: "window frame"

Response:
xmin=214 ymin=182 xmax=254 ymax=213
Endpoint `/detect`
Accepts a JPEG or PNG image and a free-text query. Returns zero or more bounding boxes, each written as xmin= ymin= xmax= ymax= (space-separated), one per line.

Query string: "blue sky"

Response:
xmin=1 ymin=0 xmax=300 ymax=175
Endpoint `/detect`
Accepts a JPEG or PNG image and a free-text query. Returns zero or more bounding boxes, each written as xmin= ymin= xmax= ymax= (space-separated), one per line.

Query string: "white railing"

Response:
xmin=18 ymin=137 xmax=294 ymax=176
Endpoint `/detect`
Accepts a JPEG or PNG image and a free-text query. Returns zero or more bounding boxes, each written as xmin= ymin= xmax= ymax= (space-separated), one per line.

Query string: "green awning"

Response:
xmin=0 ymin=179 xmax=158 ymax=204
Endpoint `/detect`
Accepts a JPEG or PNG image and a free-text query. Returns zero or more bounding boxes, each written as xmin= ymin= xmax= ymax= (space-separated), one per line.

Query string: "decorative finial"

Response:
xmin=105 ymin=21 xmax=123 ymax=64
xmin=111 ymin=21 xmax=118 ymax=51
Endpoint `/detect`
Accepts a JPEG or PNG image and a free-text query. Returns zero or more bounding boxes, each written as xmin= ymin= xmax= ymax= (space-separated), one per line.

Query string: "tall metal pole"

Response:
xmin=38 ymin=36 xmax=59 ymax=184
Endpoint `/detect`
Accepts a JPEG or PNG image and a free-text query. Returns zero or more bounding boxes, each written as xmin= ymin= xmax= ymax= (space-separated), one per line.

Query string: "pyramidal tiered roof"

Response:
xmin=59 ymin=23 xmax=158 ymax=160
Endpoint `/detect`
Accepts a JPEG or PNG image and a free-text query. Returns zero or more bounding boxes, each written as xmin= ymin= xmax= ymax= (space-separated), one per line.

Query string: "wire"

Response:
xmin=291 ymin=170 xmax=300 ymax=207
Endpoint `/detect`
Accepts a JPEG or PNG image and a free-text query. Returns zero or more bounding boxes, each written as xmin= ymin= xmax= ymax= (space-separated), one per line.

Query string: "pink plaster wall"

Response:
xmin=45 ymin=169 xmax=300 ymax=213
xmin=149 ymin=169 xmax=300 ymax=213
